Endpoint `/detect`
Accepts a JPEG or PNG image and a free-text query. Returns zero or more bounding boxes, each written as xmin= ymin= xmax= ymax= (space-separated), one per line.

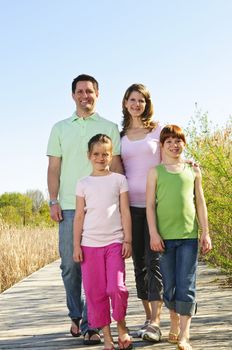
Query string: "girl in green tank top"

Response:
xmin=146 ymin=125 xmax=212 ymax=350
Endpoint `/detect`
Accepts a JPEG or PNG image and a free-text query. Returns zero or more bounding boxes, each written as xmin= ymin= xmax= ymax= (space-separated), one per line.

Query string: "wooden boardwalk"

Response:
xmin=0 ymin=258 xmax=231 ymax=350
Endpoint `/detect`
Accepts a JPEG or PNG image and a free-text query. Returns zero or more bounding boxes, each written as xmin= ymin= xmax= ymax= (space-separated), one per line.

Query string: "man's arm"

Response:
xmin=47 ymin=156 xmax=63 ymax=222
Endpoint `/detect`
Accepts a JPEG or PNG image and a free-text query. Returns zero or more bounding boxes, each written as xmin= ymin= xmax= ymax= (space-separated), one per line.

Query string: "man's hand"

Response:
xmin=50 ymin=203 xmax=63 ymax=222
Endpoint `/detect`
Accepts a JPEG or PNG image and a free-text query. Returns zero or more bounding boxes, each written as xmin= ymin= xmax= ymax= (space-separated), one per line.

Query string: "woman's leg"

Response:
xmin=144 ymin=218 xmax=163 ymax=327
xmin=130 ymin=207 xmax=151 ymax=331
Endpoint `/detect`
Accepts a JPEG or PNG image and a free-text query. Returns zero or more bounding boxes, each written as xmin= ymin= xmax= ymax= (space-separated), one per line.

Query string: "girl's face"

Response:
xmin=88 ymin=142 xmax=112 ymax=172
xmin=162 ymin=137 xmax=185 ymax=158
xmin=124 ymin=91 xmax=146 ymax=118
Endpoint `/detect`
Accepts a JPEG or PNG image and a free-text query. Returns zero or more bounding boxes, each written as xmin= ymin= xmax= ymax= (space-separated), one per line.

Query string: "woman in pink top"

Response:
xmin=73 ymin=134 xmax=133 ymax=350
xmin=121 ymin=84 xmax=163 ymax=343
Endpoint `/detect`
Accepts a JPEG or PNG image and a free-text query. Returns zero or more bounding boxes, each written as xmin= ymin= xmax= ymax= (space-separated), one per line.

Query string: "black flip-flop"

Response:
xmin=83 ymin=330 xmax=101 ymax=345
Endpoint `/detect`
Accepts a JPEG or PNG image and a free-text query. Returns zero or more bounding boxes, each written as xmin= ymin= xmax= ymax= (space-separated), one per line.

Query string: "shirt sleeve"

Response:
xmin=47 ymin=124 xmax=62 ymax=157
xmin=110 ymin=123 xmax=121 ymax=156
xmin=120 ymin=175 xmax=129 ymax=193
xmin=76 ymin=180 xmax=85 ymax=197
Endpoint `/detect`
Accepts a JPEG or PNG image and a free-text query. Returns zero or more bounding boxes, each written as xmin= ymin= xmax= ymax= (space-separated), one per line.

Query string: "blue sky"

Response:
xmin=0 ymin=0 xmax=231 ymax=196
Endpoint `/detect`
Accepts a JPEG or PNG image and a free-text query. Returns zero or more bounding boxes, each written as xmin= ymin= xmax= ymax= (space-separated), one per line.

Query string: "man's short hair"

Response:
xmin=72 ymin=74 xmax=99 ymax=93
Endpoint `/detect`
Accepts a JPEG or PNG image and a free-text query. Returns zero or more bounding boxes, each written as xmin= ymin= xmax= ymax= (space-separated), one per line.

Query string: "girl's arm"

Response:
xmin=146 ymin=168 xmax=165 ymax=252
xmin=120 ymin=191 xmax=132 ymax=259
xmin=73 ymin=196 xmax=85 ymax=262
xmin=194 ymin=167 xmax=212 ymax=254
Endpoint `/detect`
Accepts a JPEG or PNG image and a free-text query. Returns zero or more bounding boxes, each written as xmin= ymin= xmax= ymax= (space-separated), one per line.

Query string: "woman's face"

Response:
xmin=124 ymin=91 xmax=146 ymax=118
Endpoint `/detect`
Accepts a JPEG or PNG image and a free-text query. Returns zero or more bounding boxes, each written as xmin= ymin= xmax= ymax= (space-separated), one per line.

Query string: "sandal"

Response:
xmin=70 ymin=318 xmax=81 ymax=337
xmin=118 ymin=337 xmax=133 ymax=350
xmin=168 ymin=332 xmax=179 ymax=344
xmin=142 ymin=324 xmax=161 ymax=342
xmin=83 ymin=330 xmax=101 ymax=345
xmin=177 ymin=340 xmax=193 ymax=350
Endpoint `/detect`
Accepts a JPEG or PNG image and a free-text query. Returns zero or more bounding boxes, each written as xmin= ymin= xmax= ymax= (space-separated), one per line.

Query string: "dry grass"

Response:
xmin=0 ymin=219 xmax=59 ymax=293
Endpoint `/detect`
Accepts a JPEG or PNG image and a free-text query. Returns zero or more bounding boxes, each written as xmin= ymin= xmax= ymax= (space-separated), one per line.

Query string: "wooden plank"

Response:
xmin=0 ymin=258 xmax=231 ymax=349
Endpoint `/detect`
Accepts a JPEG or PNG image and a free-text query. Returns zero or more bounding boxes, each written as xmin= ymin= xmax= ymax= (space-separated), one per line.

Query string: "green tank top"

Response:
xmin=156 ymin=164 xmax=198 ymax=239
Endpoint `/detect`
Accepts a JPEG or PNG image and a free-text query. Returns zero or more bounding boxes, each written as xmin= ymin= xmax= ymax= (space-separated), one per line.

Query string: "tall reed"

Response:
xmin=0 ymin=219 xmax=59 ymax=292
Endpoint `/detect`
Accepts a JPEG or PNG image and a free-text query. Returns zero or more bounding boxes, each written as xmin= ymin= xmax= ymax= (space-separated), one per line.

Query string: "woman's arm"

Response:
xmin=73 ymin=196 xmax=86 ymax=262
xmin=194 ymin=167 xmax=212 ymax=254
xmin=146 ymin=168 xmax=165 ymax=252
xmin=120 ymin=191 xmax=132 ymax=259
xmin=110 ymin=155 xmax=124 ymax=174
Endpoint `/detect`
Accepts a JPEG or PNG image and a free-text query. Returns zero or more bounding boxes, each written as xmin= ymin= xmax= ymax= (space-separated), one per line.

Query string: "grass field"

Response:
xmin=0 ymin=223 xmax=59 ymax=293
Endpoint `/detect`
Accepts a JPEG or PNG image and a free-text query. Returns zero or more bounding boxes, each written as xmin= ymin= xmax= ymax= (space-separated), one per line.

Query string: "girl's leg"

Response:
xmin=175 ymin=239 xmax=198 ymax=350
xmin=168 ymin=309 xmax=180 ymax=343
xmin=177 ymin=315 xmax=192 ymax=350
xmin=102 ymin=325 xmax=114 ymax=350
xmin=175 ymin=239 xmax=198 ymax=316
xmin=105 ymin=244 xmax=132 ymax=349
xmin=117 ymin=319 xmax=130 ymax=341
xmin=81 ymin=246 xmax=111 ymax=328
xmin=106 ymin=244 xmax=129 ymax=322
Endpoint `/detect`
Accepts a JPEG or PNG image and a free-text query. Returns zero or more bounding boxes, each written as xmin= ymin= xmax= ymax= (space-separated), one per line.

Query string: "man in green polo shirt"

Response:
xmin=47 ymin=74 xmax=123 ymax=344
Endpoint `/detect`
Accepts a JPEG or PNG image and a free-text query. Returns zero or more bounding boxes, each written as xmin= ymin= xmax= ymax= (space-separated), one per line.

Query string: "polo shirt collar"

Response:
xmin=71 ymin=111 xmax=99 ymax=122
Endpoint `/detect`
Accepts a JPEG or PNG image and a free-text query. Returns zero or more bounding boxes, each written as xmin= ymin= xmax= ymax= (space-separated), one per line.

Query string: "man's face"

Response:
xmin=72 ymin=81 xmax=99 ymax=116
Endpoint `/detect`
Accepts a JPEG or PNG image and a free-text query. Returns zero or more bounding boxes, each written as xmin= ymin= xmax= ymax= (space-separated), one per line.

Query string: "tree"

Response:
xmin=26 ymin=190 xmax=45 ymax=213
xmin=0 ymin=192 xmax=32 ymax=226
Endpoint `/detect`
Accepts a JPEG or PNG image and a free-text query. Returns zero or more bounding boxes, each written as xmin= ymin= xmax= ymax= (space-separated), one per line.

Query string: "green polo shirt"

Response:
xmin=47 ymin=112 xmax=121 ymax=209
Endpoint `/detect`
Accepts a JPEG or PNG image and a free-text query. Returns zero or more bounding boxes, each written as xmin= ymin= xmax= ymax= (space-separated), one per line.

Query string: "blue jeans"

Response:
xmin=159 ymin=239 xmax=198 ymax=316
xmin=59 ymin=210 xmax=88 ymax=334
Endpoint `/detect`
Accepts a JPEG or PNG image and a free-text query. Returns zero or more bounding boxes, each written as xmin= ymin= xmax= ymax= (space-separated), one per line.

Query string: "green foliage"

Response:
xmin=0 ymin=192 xmax=32 ymax=225
xmin=0 ymin=206 xmax=22 ymax=226
xmin=0 ymin=191 xmax=55 ymax=228
xmin=185 ymin=112 xmax=232 ymax=275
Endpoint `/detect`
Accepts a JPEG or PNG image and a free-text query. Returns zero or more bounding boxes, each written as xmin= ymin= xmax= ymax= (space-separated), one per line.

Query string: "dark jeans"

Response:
xmin=159 ymin=238 xmax=198 ymax=316
xmin=130 ymin=207 xmax=163 ymax=301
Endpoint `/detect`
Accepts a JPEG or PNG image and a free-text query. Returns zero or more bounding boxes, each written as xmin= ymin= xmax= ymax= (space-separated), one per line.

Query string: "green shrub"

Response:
xmin=185 ymin=113 xmax=232 ymax=275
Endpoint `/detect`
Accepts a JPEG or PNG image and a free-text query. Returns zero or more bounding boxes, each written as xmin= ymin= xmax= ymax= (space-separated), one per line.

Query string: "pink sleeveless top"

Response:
xmin=121 ymin=125 xmax=162 ymax=207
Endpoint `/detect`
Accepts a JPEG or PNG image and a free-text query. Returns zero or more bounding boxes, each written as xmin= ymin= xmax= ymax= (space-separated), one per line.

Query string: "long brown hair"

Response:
xmin=121 ymin=83 xmax=158 ymax=136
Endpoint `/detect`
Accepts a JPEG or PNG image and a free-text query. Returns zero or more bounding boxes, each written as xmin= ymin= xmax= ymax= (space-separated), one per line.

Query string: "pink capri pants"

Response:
xmin=81 ymin=243 xmax=129 ymax=328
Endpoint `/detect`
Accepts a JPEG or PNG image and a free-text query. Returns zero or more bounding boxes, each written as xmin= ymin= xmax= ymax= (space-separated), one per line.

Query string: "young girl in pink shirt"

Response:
xmin=73 ymin=134 xmax=133 ymax=350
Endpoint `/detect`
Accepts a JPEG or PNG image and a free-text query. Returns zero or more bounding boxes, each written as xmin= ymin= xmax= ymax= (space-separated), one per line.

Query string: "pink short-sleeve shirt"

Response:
xmin=76 ymin=172 xmax=128 ymax=247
